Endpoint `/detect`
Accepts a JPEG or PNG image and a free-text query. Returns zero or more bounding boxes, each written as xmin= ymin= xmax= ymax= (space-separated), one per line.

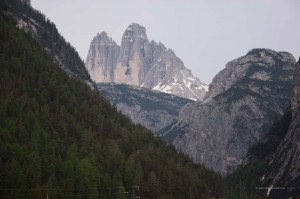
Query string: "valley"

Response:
xmin=0 ymin=0 xmax=299 ymax=198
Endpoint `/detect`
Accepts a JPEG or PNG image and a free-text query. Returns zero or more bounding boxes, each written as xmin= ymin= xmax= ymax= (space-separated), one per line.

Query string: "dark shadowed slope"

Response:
xmin=0 ymin=5 xmax=225 ymax=199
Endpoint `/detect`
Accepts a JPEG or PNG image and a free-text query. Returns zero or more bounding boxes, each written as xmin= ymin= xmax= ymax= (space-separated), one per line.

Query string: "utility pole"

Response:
xmin=132 ymin=186 xmax=135 ymax=199
xmin=131 ymin=185 xmax=140 ymax=199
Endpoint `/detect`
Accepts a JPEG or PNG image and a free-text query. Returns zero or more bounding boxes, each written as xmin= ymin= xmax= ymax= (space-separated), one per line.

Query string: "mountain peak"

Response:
xmin=246 ymin=48 xmax=277 ymax=56
xmin=171 ymin=49 xmax=295 ymax=175
xmin=127 ymin=23 xmax=146 ymax=32
xmin=97 ymin=31 xmax=108 ymax=37
xmin=92 ymin=31 xmax=117 ymax=46
xmin=245 ymin=48 xmax=295 ymax=64
xmin=86 ymin=31 xmax=120 ymax=82
xmin=123 ymin=23 xmax=148 ymax=41
xmin=205 ymin=49 xmax=296 ymax=100
xmin=86 ymin=24 xmax=207 ymax=100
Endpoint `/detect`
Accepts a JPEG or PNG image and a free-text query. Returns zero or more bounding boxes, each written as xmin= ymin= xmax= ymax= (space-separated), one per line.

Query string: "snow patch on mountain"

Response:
xmin=85 ymin=23 xmax=207 ymax=100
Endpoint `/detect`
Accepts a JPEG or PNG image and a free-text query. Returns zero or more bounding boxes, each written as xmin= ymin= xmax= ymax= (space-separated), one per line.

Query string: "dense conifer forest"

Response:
xmin=0 ymin=14 xmax=225 ymax=199
xmin=0 ymin=0 xmax=91 ymax=82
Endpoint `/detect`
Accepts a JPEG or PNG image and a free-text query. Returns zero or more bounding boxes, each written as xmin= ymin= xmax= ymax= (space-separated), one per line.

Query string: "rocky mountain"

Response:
xmin=86 ymin=23 xmax=207 ymax=101
xmin=0 ymin=8 xmax=225 ymax=198
xmin=85 ymin=32 xmax=120 ymax=83
xmin=262 ymin=57 xmax=300 ymax=198
xmin=0 ymin=0 xmax=94 ymax=88
xmin=163 ymin=49 xmax=296 ymax=175
xmin=97 ymin=83 xmax=192 ymax=134
xmin=227 ymin=58 xmax=300 ymax=199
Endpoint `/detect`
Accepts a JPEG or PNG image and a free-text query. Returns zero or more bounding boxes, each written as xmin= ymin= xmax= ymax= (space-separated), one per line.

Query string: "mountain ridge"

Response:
xmin=163 ymin=48 xmax=296 ymax=175
xmin=97 ymin=83 xmax=192 ymax=134
xmin=85 ymin=23 xmax=208 ymax=101
xmin=262 ymin=57 xmax=300 ymax=198
xmin=227 ymin=58 xmax=300 ymax=199
xmin=0 ymin=0 xmax=95 ymax=89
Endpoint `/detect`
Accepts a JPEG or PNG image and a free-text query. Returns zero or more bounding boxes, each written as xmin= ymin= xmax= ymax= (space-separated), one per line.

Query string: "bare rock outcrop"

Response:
xmin=85 ymin=23 xmax=207 ymax=100
xmin=166 ymin=49 xmax=295 ymax=175
xmin=262 ymin=58 xmax=300 ymax=198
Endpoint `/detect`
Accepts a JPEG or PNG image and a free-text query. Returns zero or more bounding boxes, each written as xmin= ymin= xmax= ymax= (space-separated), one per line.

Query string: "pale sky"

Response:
xmin=31 ymin=0 xmax=300 ymax=84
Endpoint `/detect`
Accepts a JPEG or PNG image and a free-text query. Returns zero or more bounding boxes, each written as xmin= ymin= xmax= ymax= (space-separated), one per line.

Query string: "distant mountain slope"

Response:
xmin=163 ymin=49 xmax=296 ymax=175
xmin=0 ymin=0 xmax=94 ymax=88
xmin=86 ymin=23 xmax=207 ymax=100
xmin=97 ymin=83 xmax=192 ymax=134
xmin=0 ymin=8 xmax=225 ymax=199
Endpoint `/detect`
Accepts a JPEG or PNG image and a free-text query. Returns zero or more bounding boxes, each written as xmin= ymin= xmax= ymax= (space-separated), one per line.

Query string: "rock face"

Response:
xmin=262 ymin=58 xmax=300 ymax=198
xmin=97 ymin=83 xmax=192 ymax=134
xmin=85 ymin=23 xmax=207 ymax=101
xmin=165 ymin=49 xmax=296 ymax=175
xmin=85 ymin=32 xmax=120 ymax=83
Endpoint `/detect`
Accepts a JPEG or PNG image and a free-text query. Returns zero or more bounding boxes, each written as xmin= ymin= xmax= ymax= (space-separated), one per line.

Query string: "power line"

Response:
xmin=0 ymin=185 xmax=140 ymax=191
xmin=0 ymin=185 xmax=141 ymax=199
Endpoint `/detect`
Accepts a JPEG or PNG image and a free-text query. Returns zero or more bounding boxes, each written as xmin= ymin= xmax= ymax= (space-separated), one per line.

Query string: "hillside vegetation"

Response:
xmin=0 ymin=16 xmax=224 ymax=199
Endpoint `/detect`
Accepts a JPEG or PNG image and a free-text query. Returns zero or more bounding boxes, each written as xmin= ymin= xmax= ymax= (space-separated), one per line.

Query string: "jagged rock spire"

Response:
xmin=85 ymin=23 xmax=208 ymax=100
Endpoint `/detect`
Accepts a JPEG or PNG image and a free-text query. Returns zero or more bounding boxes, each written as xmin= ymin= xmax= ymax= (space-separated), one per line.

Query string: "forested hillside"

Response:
xmin=0 ymin=16 xmax=224 ymax=199
xmin=0 ymin=0 xmax=93 ymax=86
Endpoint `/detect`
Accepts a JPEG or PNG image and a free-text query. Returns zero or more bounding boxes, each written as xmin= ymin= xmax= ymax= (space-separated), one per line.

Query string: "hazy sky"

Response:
xmin=31 ymin=0 xmax=300 ymax=84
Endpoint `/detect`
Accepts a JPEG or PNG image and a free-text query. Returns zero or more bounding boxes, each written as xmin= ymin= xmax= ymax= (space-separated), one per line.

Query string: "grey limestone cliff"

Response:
xmin=167 ymin=49 xmax=296 ymax=175
xmin=85 ymin=32 xmax=120 ymax=83
xmin=85 ymin=23 xmax=207 ymax=100
xmin=114 ymin=23 xmax=152 ymax=86
xmin=262 ymin=58 xmax=300 ymax=198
